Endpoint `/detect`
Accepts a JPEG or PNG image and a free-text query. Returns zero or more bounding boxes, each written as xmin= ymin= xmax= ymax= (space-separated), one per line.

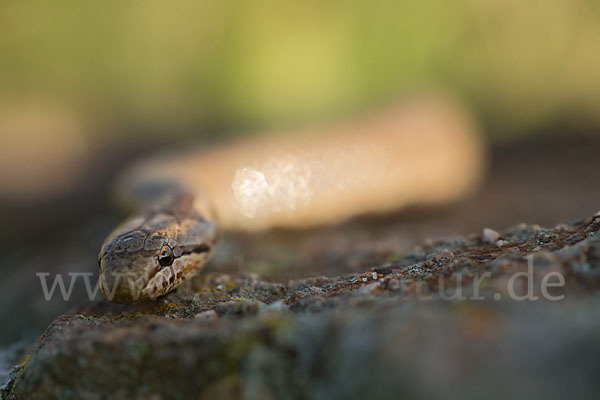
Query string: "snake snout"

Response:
xmin=98 ymin=231 xmax=159 ymax=303
xmin=98 ymin=255 xmax=153 ymax=303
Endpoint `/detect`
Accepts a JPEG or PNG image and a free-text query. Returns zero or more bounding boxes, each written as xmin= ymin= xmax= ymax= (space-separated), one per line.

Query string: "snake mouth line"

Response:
xmin=184 ymin=243 xmax=211 ymax=255
xmin=139 ymin=243 xmax=212 ymax=296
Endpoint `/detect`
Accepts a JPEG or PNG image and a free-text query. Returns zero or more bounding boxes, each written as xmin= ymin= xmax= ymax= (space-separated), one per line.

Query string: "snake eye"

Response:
xmin=158 ymin=245 xmax=174 ymax=267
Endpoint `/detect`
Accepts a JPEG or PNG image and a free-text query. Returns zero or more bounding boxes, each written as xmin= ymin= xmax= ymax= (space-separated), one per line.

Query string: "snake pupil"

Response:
xmin=158 ymin=245 xmax=174 ymax=266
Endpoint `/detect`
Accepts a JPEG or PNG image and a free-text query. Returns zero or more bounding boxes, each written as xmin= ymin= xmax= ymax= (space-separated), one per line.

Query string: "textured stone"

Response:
xmin=4 ymin=213 xmax=600 ymax=400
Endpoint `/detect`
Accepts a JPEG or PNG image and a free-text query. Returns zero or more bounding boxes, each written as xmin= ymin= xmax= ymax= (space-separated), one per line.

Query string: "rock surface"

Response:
xmin=3 ymin=213 xmax=600 ymax=399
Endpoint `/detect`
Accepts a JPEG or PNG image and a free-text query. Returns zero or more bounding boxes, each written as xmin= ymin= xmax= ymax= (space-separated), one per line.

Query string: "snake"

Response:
xmin=98 ymin=96 xmax=484 ymax=303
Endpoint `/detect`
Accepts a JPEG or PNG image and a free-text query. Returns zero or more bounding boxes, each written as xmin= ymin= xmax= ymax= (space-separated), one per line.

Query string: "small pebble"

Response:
xmin=530 ymin=224 xmax=544 ymax=233
xmin=358 ymin=282 xmax=379 ymax=294
xmin=261 ymin=300 xmax=288 ymax=313
xmin=386 ymin=278 xmax=402 ymax=291
xmin=215 ymin=300 xmax=265 ymax=317
xmin=513 ymin=222 xmax=528 ymax=231
xmin=483 ymin=228 xmax=501 ymax=244
xmin=423 ymin=238 xmax=435 ymax=247
xmin=496 ymin=240 xmax=510 ymax=247
xmin=194 ymin=310 xmax=218 ymax=320
xmin=555 ymin=223 xmax=568 ymax=231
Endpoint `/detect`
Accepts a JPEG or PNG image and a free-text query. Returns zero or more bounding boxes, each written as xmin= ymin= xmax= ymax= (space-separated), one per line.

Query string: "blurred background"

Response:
xmin=0 ymin=0 xmax=599 ymax=347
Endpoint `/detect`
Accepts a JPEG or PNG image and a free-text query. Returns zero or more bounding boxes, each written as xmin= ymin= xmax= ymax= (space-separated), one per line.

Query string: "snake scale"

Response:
xmin=98 ymin=96 xmax=484 ymax=303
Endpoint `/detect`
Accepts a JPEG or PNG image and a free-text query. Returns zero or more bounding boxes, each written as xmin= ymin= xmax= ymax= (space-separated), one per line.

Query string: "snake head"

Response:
xmin=98 ymin=209 xmax=217 ymax=303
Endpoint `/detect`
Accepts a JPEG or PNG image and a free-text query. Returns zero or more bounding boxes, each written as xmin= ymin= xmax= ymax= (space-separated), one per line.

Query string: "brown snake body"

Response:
xmin=98 ymin=97 xmax=484 ymax=303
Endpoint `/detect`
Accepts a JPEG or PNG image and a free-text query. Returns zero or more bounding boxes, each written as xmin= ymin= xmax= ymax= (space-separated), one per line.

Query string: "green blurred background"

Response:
xmin=1 ymin=0 xmax=599 ymax=204
xmin=2 ymin=0 xmax=599 ymax=137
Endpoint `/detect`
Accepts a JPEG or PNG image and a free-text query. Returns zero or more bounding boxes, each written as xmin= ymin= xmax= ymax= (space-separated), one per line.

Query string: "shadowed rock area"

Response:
xmin=3 ymin=212 xmax=600 ymax=399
